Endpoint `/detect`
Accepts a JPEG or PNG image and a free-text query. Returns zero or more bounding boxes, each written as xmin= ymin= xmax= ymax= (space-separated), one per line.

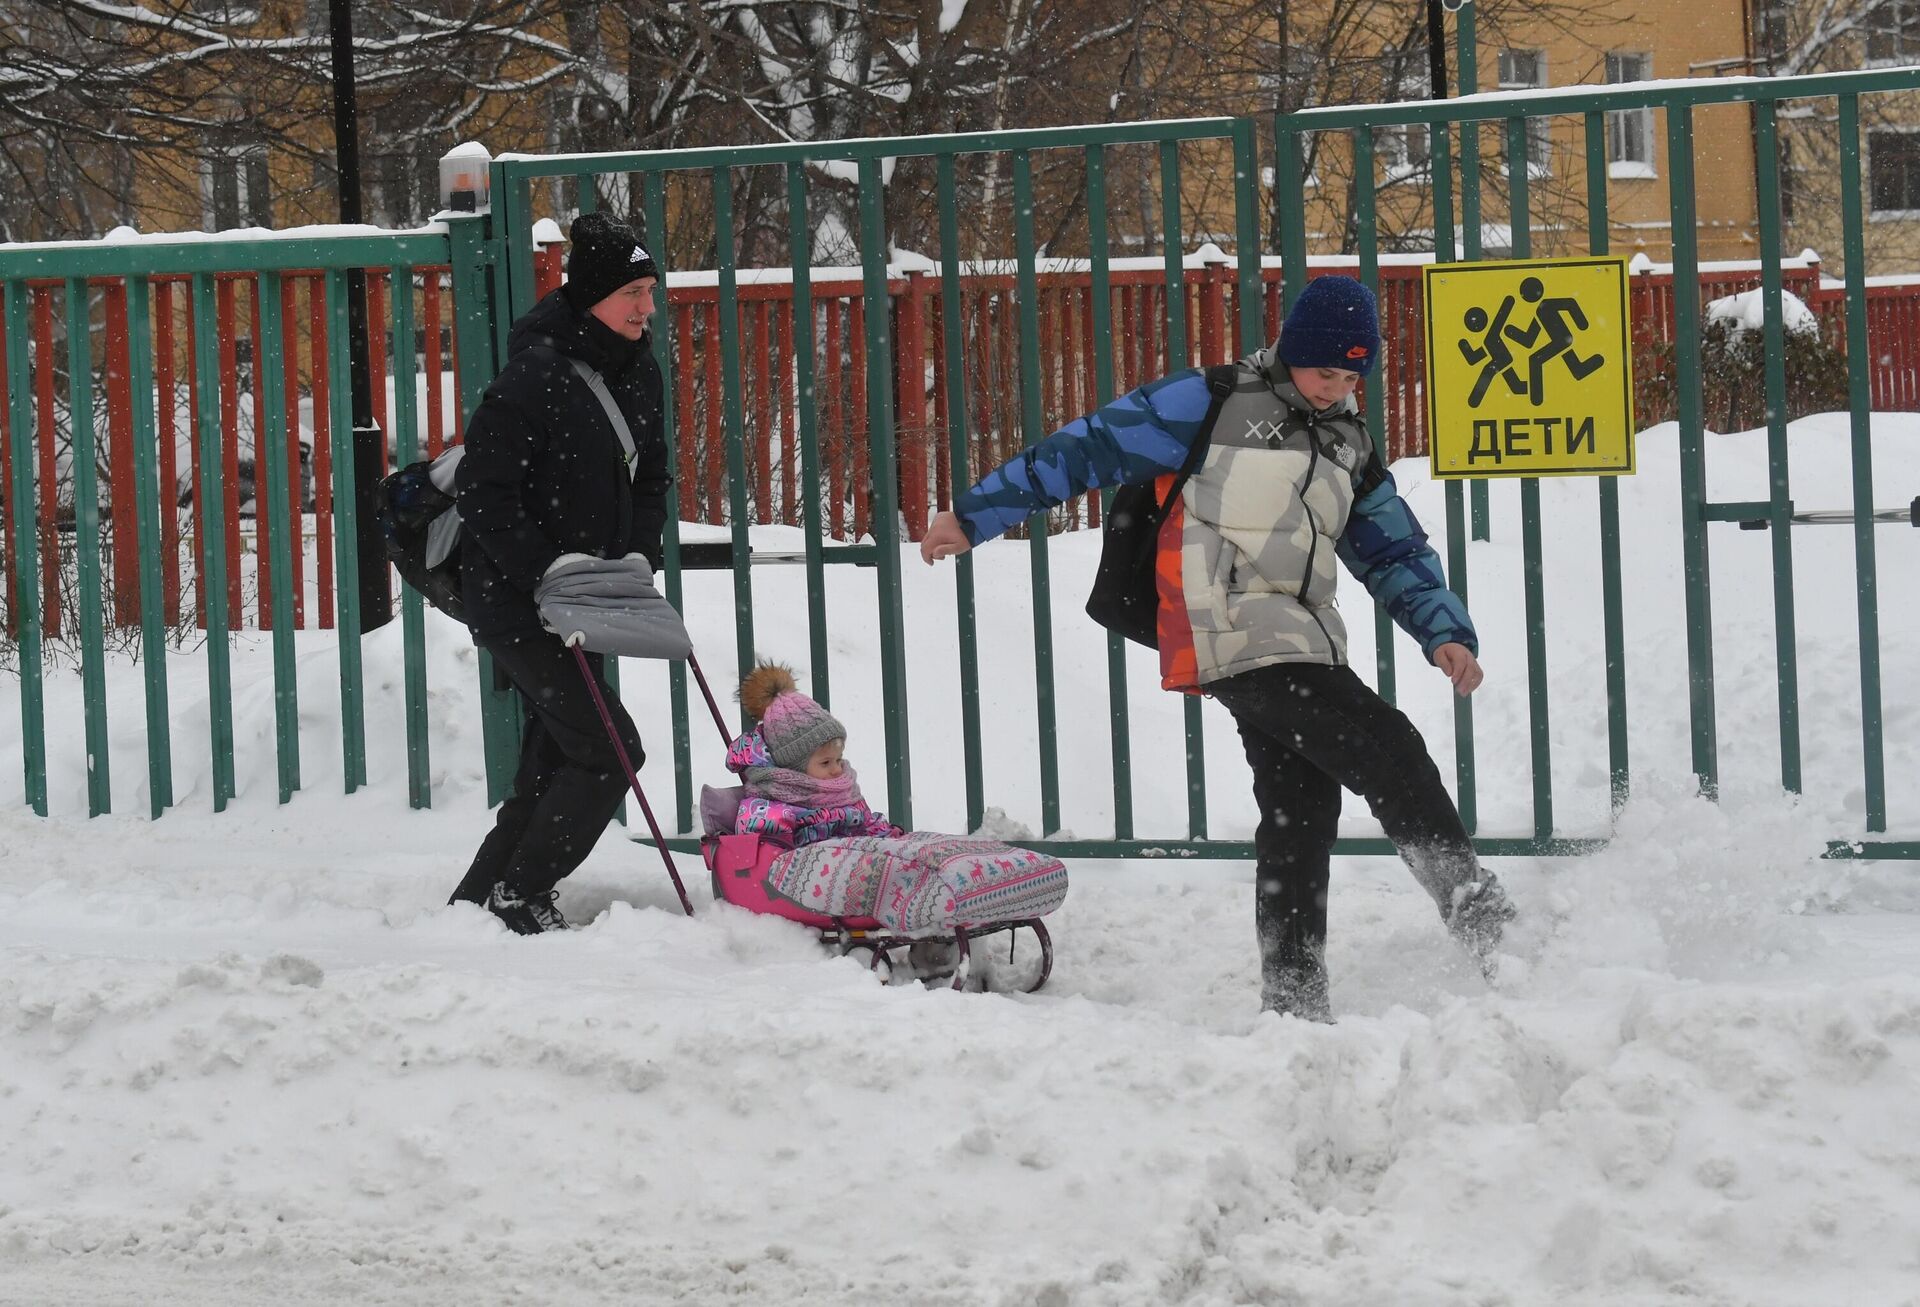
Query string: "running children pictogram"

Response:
xmin=1424 ymin=256 xmax=1636 ymax=478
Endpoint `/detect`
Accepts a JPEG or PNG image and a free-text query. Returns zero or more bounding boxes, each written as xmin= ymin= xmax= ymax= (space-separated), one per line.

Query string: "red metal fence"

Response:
xmin=5 ymin=246 xmax=1915 ymax=639
xmin=0 ymin=268 xmax=462 ymax=638
xmin=534 ymin=246 xmax=1918 ymax=542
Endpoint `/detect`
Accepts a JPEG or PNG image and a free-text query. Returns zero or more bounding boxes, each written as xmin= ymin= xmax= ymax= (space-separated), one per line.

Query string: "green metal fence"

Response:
xmin=0 ymin=226 xmax=496 ymax=820
xmin=3 ymin=66 xmax=1915 ymax=862
xmin=1278 ymin=65 xmax=1918 ymax=860
xmin=487 ymin=118 xmax=1272 ymax=851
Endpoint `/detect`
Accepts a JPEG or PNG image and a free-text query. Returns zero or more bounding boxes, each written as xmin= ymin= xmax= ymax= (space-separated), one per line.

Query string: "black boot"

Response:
xmin=1261 ymin=939 xmax=1333 ymax=1023
xmin=1447 ymin=874 xmax=1516 ymax=980
xmin=1254 ymin=867 xmax=1336 ymax=1022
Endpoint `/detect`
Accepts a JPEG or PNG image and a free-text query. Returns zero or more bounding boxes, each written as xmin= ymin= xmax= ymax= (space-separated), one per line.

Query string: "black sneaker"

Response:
xmin=487 ymin=882 xmax=569 ymax=935
xmin=1448 ymin=875 xmax=1517 ymax=979
xmin=524 ymin=888 xmax=569 ymax=933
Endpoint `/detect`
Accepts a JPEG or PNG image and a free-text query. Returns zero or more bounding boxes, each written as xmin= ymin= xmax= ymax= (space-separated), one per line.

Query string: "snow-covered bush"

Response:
xmin=1636 ymin=288 xmax=1848 ymax=432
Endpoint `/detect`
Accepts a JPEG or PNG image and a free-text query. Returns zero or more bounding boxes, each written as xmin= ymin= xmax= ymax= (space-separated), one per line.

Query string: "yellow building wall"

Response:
xmin=1275 ymin=0 xmax=1761 ymax=264
xmin=1494 ymin=0 xmax=1761 ymax=263
xmin=1768 ymin=21 xmax=1920 ymax=277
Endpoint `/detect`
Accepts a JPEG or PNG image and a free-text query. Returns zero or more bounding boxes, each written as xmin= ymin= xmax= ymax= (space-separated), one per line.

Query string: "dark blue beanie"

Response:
xmin=1277 ymin=275 xmax=1381 ymax=377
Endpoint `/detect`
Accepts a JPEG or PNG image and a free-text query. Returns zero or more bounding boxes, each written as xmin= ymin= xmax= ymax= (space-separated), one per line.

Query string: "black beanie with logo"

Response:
xmin=562 ymin=212 xmax=660 ymax=312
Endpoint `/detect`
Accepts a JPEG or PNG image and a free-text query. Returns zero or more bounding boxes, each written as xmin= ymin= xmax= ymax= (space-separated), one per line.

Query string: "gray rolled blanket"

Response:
xmin=532 ymin=555 xmax=692 ymax=659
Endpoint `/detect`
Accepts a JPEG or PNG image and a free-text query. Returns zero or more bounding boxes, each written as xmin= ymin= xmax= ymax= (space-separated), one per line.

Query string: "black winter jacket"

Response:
xmin=456 ymin=289 xmax=670 ymax=640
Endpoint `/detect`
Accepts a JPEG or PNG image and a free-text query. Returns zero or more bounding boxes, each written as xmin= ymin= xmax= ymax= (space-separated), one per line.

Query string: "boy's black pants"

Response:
xmin=448 ymin=633 xmax=643 ymax=906
xmin=1207 ymin=662 xmax=1481 ymax=980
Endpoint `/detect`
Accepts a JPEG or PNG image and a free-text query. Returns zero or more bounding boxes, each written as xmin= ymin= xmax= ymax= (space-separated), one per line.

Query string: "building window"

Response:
xmin=204 ymin=144 xmax=271 ymax=231
xmin=370 ymin=147 xmax=429 ymax=226
xmin=1498 ymin=49 xmax=1551 ymax=177
xmin=1374 ymin=123 xmax=1431 ymax=182
xmin=1605 ymin=53 xmax=1655 ymax=179
xmin=1264 ymin=131 xmax=1323 ymax=190
xmin=1754 ymin=0 xmax=1794 ymax=70
xmin=1373 ymin=45 xmax=1431 ymax=184
xmin=1867 ymin=1 xmax=1920 ymax=66
xmin=366 ymin=106 xmax=440 ymax=226
xmin=1870 ymin=129 xmax=1920 ymax=214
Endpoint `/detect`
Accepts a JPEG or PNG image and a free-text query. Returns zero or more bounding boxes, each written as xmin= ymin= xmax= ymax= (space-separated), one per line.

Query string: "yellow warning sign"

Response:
xmin=1423 ymin=256 xmax=1636 ymax=478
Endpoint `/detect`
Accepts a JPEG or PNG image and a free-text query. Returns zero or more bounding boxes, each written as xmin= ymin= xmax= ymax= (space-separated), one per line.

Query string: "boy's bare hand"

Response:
xmin=1433 ymin=643 xmax=1483 ymax=697
xmin=920 ymin=512 xmax=972 ymax=565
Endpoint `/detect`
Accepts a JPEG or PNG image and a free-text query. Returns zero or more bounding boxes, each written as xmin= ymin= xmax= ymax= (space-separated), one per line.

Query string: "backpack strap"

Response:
xmin=1354 ymin=449 xmax=1388 ymax=499
xmin=526 ymin=340 xmax=638 ymax=476
xmin=1155 ymin=363 xmax=1240 ymax=518
xmin=1083 ymin=363 xmax=1244 ymax=650
xmin=565 ymin=357 xmax=637 ymax=474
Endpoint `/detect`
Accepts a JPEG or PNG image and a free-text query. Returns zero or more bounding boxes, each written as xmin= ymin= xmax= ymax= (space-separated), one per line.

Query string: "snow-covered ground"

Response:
xmin=2 ymin=415 xmax=1918 ymax=1305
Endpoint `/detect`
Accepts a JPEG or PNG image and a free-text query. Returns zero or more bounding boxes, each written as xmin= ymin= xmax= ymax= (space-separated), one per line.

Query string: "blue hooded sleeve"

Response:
xmin=952 ymin=368 xmax=1214 ymax=546
xmin=1335 ymin=469 xmax=1478 ymax=660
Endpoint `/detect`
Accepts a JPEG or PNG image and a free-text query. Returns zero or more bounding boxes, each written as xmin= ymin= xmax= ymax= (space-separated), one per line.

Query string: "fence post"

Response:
xmin=389 ymin=264 xmax=431 ymax=810
xmin=711 ymin=167 xmax=757 ymax=704
xmin=124 ymin=274 xmax=175 ymax=816
xmin=446 ymin=207 xmax=522 ymax=805
xmin=31 ymin=289 xmax=60 ymax=640
xmin=1754 ymin=102 xmax=1804 ymax=796
xmin=191 ymin=272 xmax=237 ymax=810
xmin=897 ymin=269 xmax=929 ymax=539
xmin=859 ymin=156 xmax=913 ymax=828
xmin=66 ymin=277 xmax=112 ymax=816
xmin=1586 ymin=110 xmax=1631 ymax=814
xmin=644 ymin=170 xmax=695 ymax=833
xmin=257 ymin=271 xmax=302 ymax=805
xmin=1198 ymin=255 xmax=1225 ymax=365
xmin=936 ymin=153 xmax=986 ymax=836
xmin=103 ymin=279 xmax=140 ymax=627
xmin=1837 ymin=95 xmax=1888 ymax=834
xmin=1666 ymin=104 xmax=1720 ymax=798
xmin=1087 ymin=144 xmax=1131 ymax=841
xmin=4 ymin=279 xmax=45 ymax=813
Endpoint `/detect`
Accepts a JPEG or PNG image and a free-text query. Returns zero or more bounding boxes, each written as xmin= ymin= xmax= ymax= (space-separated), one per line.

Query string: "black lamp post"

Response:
xmin=1428 ymin=0 xmax=1452 ymax=105
xmin=328 ymin=0 xmax=394 ymax=631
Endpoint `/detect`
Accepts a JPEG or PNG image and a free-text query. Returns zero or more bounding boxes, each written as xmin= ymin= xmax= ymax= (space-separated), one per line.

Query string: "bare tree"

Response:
xmin=3 ymin=0 xmax=1608 ymax=267
xmin=1755 ymin=0 xmax=1920 ymax=277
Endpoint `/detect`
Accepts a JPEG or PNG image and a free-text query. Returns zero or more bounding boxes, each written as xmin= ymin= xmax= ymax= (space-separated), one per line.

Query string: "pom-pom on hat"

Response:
xmin=739 ymin=662 xmax=846 ymax=770
xmin=1276 ymin=274 xmax=1381 ymax=377
xmin=563 ymin=212 xmax=660 ymax=313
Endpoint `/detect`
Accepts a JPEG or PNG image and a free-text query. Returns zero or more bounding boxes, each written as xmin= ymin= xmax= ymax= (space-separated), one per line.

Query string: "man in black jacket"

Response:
xmin=446 ymin=212 xmax=671 ymax=934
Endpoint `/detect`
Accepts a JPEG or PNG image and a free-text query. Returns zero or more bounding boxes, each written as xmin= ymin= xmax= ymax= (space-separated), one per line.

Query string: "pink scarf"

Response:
xmin=726 ymin=727 xmax=866 ymax=808
xmin=748 ymin=761 xmax=864 ymax=809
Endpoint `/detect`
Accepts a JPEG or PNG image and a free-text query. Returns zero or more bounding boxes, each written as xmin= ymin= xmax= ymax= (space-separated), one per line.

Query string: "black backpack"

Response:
xmin=376 ymin=447 xmax=467 ymax=622
xmin=1084 ymin=364 xmax=1238 ymax=649
xmin=377 ymin=341 xmax=640 ymax=626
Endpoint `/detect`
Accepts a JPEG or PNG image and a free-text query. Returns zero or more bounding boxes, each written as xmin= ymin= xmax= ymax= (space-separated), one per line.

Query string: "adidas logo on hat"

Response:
xmin=631 ymin=246 xmax=649 ymax=263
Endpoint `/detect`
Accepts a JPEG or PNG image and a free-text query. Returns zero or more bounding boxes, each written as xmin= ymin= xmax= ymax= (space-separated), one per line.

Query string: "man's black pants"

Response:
xmin=448 ymin=633 xmax=643 ymax=905
xmin=1207 ymin=662 xmax=1481 ymax=978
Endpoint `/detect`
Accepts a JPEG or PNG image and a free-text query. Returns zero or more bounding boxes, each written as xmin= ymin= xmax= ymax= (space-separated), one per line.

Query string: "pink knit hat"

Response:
xmin=739 ymin=663 xmax=845 ymax=769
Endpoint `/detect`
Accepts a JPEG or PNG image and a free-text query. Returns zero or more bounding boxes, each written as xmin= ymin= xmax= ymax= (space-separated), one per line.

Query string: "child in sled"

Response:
xmin=726 ymin=663 xmax=903 ymax=849
xmin=711 ymin=663 xmax=1067 ymax=978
